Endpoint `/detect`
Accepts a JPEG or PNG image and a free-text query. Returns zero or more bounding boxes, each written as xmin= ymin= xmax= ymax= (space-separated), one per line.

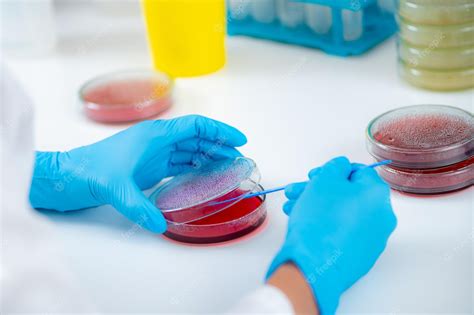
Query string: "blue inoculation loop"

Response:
xmin=209 ymin=159 xmax=393 ymax=206
xmin=208 ymin=185 xmax=287 ymax=207
xmin=367 ymin=159 xmax=392 ymax=168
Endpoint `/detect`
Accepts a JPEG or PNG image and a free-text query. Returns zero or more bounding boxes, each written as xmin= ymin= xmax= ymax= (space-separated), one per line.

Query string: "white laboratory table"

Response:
xmin=5 ymin=17 xmax=473 ymax=314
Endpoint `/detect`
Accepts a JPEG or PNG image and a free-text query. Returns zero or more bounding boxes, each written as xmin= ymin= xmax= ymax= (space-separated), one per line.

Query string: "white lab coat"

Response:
xmin=0 ymin=64 xmax=293 ymax=314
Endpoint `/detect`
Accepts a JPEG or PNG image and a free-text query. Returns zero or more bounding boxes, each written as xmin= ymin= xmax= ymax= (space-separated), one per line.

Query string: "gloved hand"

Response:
xmin=29 ymin=115 xmax=247 ymax=233
xmin=267 ymin=157 xmax=397 ymax=314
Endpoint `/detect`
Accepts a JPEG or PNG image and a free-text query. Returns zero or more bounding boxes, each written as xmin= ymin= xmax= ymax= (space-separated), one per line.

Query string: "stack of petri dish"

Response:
xmin=366 ymin=105 xmax=474 ymax=195
xmin=150 ymin=157 xmax=267 ymax=245
xmin=397 ymin=0 xmax=474 ymax=90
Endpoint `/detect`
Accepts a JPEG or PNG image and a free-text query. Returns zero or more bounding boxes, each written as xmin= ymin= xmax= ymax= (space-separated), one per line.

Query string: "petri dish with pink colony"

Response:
xmin=149 ymin=157 xmax=267 ymax=245
xmin=366 ymin=104 xmax=473 ymax=194
xmin=80 ymin=70 xmax=173 ymax=123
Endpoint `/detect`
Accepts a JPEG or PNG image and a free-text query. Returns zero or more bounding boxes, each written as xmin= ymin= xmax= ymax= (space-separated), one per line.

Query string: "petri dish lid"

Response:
xmin=150 ymin=157 xmax=261 ymax=222
xmin=79 ymin=69 xmax=173 ymax=123
xmin=366 ymin=105 xmax=474 ymax=169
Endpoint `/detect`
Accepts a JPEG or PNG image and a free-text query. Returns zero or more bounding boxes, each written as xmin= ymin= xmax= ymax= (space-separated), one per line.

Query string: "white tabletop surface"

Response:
xmin=4 ymin=2 xmax=473 ymax=314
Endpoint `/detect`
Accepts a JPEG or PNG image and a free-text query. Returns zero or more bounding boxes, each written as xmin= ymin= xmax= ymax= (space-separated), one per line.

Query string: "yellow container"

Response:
xmin=142 ymin=0 xmax=226 ymax=77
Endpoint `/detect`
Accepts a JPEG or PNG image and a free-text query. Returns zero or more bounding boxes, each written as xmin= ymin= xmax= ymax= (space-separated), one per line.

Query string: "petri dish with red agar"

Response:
xmin=79 ymin=70 xmax=173 ymax=123
xmin=149 ymin=157 xmax=267 ymax=244
xmin=366 ymin=104 xmax=474 ymax=194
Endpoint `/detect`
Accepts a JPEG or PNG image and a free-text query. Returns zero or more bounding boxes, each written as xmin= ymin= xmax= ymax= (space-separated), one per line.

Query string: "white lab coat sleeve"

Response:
xmin=0 ymin=63 xmax=96 ymax=313
xmin=226 ymin=285 xmax=294 ymax=314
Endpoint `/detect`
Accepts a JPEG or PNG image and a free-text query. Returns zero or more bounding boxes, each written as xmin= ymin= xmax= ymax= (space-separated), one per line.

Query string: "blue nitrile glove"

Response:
xmin=267 ymin=157 xmax=397 ymax=314
xmin=29 ymin=115 xmax=247 ymax=233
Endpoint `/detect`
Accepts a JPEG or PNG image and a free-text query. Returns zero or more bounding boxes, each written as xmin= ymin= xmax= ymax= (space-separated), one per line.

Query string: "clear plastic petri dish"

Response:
xmin=366 ymin=105 xmax=474 ymax=169
xmin=399 ymin=0 xmax=474 ymax=25
xmin=149 ymin=157 xmax=266 ymax=244
xmin=398 ymin=18 xmax=474 ymax=48
xmin=165 ymin=186 xmax=267 ymax=244
xmin=376 ymin=156 xmax=474 ymax=194
xmin=79 ymin=70 xmax=173 ymax=123
xmin=398 ymin=60 xmax=474 ymax=91
xmin=397 ymin=39 xmax=474 ymax=70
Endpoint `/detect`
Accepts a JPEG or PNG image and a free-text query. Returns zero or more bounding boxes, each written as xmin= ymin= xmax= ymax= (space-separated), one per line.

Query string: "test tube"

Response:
xmin=304 ymin=4 xmax=332 ymax=35
xmin=250 ymin=0 xmax=276 ymax=24
xmin=377 ymin=0 xmax=397 ymax=14
xmin=228 ymin=0 xmax=251 ymax=20
xmin=342 ymin=9 xmax=363 ymax=41
xmin=276 ymin=0 xmax=304 ymax=28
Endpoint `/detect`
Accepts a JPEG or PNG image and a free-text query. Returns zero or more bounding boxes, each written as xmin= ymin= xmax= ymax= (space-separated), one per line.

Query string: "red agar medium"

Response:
xmin=80 ymin=70 xmax=172 ymax=123
xmin=367 ymin=105 xmax=473 ymax=169
xmin=165 ymin=193 xmax=266 ymax=244
xmin=377 ymin=156 xmax=473 ymax=194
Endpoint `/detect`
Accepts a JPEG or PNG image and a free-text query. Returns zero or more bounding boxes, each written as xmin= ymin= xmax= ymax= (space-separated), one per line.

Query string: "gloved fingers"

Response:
xmin=284 ymin=182 xmax=307 ymax=200
xmin=111 ymin=182 xmax=167 ymax=233
xmin=351 ymin=163 xmax=366 ymax=172
xmin=170 ymin=150 xmax=239 ymax=167
xmin=208 ymin=148 xmax=243 ymax=160
xmin=168 ymin=153 xmax=215 ymax=176
xmin=350 ymin=166 xmax=387 ymax=186
xmin=157 ymin=115 xmax=247 ymax=147
xmin=175 ymin=138 xmax=243 ymax=159
xmin=283 ymin=200 xmax=297 ymax=215
xmin=317 ymin=156 xmax=353 ymax=181
xmin=168 ymin=164 xmax=195 ymax=177
xmin=308 ymin=167 xmax=321 ymax=179
xmin=170 ymin=151 xmax=197 ymax=164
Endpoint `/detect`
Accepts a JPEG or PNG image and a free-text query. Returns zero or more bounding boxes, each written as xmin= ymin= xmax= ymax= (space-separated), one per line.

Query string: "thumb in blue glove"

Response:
xmin=29 ymin=115 xmax=247 ymax=233
xmin=268 ymin=156 xmax=397 ymax=314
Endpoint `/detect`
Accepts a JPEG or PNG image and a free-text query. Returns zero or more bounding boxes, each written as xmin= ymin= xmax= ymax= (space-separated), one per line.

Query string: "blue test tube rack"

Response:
xmin=227 ymin=0 xmax=397 ymax=56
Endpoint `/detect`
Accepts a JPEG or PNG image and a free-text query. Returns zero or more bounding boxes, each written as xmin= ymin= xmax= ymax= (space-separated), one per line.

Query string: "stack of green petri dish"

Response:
xmin=397 ymin=0 xmax=474 ymax=91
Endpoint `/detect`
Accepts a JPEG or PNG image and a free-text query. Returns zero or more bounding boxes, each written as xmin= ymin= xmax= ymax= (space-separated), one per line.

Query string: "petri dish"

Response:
xmin=80 ymin=70 xmax=173 ymax=123
xmin=165 ymin=187 xmax=266 ymax=244
xmin=398 ymin=60 xmax=474 ymax=91
xmin=149 ymin=157 xmax=266 ymax=244
xmin=397 ymin=39 xmax=474 ymax=70
xmin=398 ymin=18 xmax=474 ymax=48
xmin=376 ymin=156 xmax=474 ymax=194
xmin=366 ymin=105 xmax=474 ymax=169
xmin=399 ymin=0 xmax=474 ymax=25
